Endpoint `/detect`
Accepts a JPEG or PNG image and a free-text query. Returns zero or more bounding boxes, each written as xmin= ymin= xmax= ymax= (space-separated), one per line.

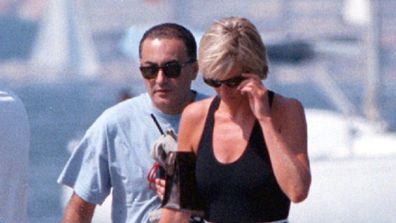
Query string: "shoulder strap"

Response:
xmin=204 ymin=96 xmax=220 ymax=127
xmin=268 ymin=90 xmax=275 ymax=107
xmin=209 ymin=96 xmax=220 ymax=114
xmin=196 ymin=96 xmax=220 ymax=154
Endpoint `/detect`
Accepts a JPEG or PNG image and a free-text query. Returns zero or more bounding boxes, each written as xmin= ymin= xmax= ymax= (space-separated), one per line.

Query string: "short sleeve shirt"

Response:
xmin=58 ymin=92 xmax=206 ymax=223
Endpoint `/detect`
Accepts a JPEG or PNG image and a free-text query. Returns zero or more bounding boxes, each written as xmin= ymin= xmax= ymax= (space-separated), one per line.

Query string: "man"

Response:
xmin=0 ymin=83 xmax=30 ymax=223
xmin=57 ymin=23 xmax=205 ymax=222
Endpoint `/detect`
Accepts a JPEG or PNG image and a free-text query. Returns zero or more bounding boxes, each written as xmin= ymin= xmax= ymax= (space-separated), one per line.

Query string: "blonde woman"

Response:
xmin=160 ymin=17 xmax=311 ymax=223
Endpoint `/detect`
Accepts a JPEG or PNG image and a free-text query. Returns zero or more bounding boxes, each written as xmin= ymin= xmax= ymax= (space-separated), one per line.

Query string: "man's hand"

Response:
xmin=155 ymin=178 xmax=166 ymax=200
xmin=151 ymin=130 xmax=178 ymax=167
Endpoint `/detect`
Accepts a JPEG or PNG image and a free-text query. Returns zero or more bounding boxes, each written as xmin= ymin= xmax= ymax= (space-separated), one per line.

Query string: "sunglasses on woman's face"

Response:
xmin=139 ymin=60 xmax=194 ymax=79
xmin=203 ymin=76 xmax=246 ymax=88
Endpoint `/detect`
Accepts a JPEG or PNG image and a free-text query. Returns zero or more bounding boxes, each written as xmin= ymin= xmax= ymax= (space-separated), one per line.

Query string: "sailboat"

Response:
xmin=29 ymin=0 xmax=99 ymax=80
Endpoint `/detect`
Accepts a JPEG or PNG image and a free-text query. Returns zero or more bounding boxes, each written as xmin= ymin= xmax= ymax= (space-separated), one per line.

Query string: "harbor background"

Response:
xmin=1 ymin=0 xmax=396 ymax=222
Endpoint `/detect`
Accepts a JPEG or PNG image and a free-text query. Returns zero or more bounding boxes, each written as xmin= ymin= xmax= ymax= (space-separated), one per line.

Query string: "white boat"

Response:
xmin=289 ymin=155 xmax=396 ymax=223
xmin=288 ymin=81 xmax=396 ymax=223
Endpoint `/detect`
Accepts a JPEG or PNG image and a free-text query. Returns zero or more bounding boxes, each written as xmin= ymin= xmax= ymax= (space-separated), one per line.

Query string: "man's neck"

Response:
xmin=158 ymin=90 xmax=196 ymax=115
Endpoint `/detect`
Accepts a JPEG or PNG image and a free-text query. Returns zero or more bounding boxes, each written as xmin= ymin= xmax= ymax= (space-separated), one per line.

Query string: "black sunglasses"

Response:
xmin=203 ymin=76 xmax=246 ymax=88
xmin=139 ymin=60 xmax=195 ymax=79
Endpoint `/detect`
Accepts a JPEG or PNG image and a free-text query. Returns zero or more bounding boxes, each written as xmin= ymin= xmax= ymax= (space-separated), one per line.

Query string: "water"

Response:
xmin=13 ymin=80 xmax=135 ymax=222
xmin=5 ymin=72 xmax=396 ymax=222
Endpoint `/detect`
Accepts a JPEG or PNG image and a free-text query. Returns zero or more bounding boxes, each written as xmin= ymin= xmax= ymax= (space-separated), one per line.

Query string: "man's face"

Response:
xmin=140 ymin=38 xmax=197 ymax=114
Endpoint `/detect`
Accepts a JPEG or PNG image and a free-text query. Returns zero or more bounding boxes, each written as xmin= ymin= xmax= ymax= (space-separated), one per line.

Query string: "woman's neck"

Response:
xmin=217 ymin=96 xmax=252 ymax=122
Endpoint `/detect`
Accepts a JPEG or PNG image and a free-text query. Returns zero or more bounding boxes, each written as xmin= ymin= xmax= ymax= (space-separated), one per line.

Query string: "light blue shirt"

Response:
xmin=58 ymin=92 xmax=206 ymax=223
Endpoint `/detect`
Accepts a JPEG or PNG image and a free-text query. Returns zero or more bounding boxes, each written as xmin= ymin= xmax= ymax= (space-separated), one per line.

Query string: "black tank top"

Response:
xmin=195 ymin=91 xmax=290 ymax=222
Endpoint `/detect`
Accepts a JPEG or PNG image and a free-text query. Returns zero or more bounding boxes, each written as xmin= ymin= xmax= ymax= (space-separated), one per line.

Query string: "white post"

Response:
xmin=363 ymin=0 xmax=382 ymax=125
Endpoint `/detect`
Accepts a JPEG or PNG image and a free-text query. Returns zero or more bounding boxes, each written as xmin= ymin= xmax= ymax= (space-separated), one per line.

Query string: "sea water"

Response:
xmin=9 ymin=79 xmax=138 ymax=222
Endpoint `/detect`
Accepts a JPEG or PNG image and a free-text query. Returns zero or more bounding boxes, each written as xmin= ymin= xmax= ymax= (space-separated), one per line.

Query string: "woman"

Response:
xmin=160 ymin=16 xmax=311 ymax=223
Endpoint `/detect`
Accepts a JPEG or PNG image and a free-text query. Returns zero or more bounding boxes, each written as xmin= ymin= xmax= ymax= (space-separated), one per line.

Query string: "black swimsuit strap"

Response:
xmin=205 ymin=96 xmax=221 ymax=127
xmin=268 ymin=90 xmax=275 ymax=107
xmin=209 ymin=96 xmax=221 ymax=115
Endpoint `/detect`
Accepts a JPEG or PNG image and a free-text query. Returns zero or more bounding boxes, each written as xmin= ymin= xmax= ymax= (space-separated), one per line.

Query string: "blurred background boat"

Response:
xmin=1 ymin=0 xmax=395 ymax=222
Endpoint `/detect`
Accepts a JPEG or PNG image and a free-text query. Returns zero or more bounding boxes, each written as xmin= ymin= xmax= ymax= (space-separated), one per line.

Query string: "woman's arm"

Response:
xmin=159 ymin=100 xmax=210 ymax=222
xmin=239 ymin=73 xmax=311 ymax=202
xmin=159 ymin=209 xmax=191 ymax=223
xmin=260 ymin=97 xmax=311 ymax=203
xmin=177 ymin=99 xmax=211 ymax=153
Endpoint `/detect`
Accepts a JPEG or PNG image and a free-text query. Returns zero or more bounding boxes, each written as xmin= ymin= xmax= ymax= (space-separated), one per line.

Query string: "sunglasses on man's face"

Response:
xmin=203 ymin=76 xmax=246 ymax=88
xmin=139 ymin=60 xmax=194 ymax=79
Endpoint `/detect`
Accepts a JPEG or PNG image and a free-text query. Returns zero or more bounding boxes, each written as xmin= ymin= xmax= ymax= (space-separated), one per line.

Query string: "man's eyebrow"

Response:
xmin=140 ymin=61 xmax=157 ymax=66
xmin=141 ymin=59 xmax=179 ymax=66
xmin=163 ymin=59 xmax=179 ymax=64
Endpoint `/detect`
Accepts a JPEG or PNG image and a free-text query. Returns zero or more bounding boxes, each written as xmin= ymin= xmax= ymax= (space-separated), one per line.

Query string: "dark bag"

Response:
xmin=161 ymin=151 xmax=204 ymax=216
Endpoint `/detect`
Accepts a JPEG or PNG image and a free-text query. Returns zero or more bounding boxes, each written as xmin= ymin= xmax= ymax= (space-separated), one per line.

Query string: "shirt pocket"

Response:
xmin=125 ymin=165 xmax=156 ymax=206
xmin=117 ymin=140 xmax=156 ymax=205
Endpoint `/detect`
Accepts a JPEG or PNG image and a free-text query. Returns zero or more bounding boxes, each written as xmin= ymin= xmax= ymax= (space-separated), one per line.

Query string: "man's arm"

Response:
xmin=61 ymin=192 xmax=96 ymax=223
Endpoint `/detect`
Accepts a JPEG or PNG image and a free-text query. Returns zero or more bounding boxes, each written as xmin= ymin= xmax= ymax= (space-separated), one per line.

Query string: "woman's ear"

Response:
xmin=262 ymin=65 xmax=268 ymax=79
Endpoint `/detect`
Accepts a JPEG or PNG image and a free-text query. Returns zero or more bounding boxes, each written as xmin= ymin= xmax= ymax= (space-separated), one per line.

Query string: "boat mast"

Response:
xmin=363 ymin=0 xmax=382 ymax=125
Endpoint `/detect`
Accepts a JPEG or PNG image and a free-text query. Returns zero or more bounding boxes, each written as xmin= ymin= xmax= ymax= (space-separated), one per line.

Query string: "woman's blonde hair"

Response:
xmin=199 ymin=16 xmax=268 ymax=80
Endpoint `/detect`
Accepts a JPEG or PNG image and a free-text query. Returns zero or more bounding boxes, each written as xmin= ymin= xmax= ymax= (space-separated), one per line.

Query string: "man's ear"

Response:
xmin=191 ymin=61 xmax=199 ymax=80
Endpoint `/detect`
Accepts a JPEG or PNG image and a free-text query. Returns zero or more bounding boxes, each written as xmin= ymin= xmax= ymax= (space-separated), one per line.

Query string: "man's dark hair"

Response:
xmin=139 ymin=23 xmax=197 ymax=61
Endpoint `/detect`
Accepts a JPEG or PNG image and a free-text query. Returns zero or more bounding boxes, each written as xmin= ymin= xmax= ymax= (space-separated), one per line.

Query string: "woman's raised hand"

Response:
xmin=238 ymin=73 xmax=271 ymax=121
